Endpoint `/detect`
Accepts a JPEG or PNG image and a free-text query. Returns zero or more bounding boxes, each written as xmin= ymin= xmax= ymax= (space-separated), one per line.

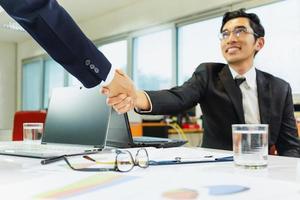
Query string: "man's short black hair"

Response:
xmin=220 ymin=8 xmax=265 ymax=39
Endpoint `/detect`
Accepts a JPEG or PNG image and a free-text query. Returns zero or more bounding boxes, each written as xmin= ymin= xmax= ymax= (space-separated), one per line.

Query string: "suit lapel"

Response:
xmin=256 ymin=69 xmax=271 ymax=124
xmin=219 ymin=65 xmax=245 ymax=123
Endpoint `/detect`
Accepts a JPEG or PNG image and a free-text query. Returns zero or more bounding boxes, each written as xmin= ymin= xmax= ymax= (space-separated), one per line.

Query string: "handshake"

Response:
xmin=101 ymin=69 xmax=150 ymax=114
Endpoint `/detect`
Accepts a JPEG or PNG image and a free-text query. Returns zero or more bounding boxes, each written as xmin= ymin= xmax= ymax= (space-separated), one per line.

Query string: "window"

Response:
xmin=178 ymin=17 xmax=224 ymax=85
xmin=133 ymin=29 xmax=173 ymax=90
xmin=43 ymin=59 xmax=66 ymax=108
xmin=22 ymin=59 xmax=67 ymax=110
xmin=68 ymin=74 xmax=82 ymax=87
xmin=67 ymin=40 xmax=128 ymax=86
xmin=22 ymin=60 xmax=44 ymax=110
xmin=177 ymin=0 xmax=300 ymax=95
xmin=249 ymin=0 xmax=300 ymax=93
xmin=98 ymin=40 xmax=128 ymax=72
xmin=22 ymin=40 xmax=129 ymax=110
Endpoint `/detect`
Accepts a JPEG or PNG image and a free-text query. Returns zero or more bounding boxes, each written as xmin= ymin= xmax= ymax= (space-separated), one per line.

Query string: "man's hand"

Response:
xmin=102 ymin=69 xmax=136 ymax=97
xmin=102 ymin=92 xmax=136 ymax=114
xmin=102 ymin=88 xmax=151 ymax=114
xmin=101 ymin=69 xmax=137 ymax=113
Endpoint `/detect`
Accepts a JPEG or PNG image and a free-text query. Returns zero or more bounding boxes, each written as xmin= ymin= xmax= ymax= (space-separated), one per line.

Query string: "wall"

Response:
xmin=0 ymin=42 xmax=16 ymax=129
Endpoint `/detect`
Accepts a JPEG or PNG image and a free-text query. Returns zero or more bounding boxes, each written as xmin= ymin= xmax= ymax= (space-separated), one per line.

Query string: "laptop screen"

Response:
xmin=42 ymin=87 xmax=110 ymax=147
xmin=106 ymin=109 xmax=132 ymax=147
xmin=106 ymin=109 xmax=188 ymax=148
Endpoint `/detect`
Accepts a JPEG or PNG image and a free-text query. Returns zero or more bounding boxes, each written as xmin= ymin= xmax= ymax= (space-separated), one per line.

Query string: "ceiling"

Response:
xmin=0 ymin=0 xmax=139 ymax=43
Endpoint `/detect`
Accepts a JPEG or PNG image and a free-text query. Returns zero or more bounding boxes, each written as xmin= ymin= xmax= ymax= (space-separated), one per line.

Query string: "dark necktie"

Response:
xmin=235 ymin=77 xmax=246 ymax=87
xmin=234 ymin=77 xmax=246 ymax=123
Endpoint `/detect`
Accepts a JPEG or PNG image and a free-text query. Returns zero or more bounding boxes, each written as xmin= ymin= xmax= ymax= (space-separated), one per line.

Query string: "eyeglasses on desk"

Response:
xmin=61 ymin=148 xmax=149 ymax=172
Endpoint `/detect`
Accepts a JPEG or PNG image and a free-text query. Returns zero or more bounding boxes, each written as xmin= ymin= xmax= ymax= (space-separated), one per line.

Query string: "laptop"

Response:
xmin=106 ymin=109 xmax=188 ymax=148
xmin=0 ymin=86 xmax=110 ymax=159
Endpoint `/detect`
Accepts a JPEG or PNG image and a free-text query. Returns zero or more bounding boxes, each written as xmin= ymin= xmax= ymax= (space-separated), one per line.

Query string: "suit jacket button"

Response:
xmin=89 ymin=64 xmax=95 ymax=69
xmin=85 ymin=59 xmax=91 ymax=66
xmin=94 ymin=67 xmax=99 ymax=73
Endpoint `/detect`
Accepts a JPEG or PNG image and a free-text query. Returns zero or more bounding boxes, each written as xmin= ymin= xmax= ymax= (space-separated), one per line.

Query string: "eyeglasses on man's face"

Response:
xmin=63 ymin=148 xmax=149 ymax=172
xmin=219 ymin=26 xmax=258 ymax=41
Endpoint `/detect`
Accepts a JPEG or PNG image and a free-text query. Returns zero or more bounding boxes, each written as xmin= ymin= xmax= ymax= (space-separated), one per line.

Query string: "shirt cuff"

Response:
xmin=99 ymin=65 xmax=116 ymax=87
xmin=134 ymin=92 xmax=153 ymax=113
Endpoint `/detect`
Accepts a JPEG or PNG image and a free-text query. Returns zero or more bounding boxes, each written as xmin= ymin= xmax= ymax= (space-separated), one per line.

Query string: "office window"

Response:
xmin=98 ymin=40 xmax=127 ymax=72
xmin=22 ymin=60 xmax=43 ymax=110
xmin=178 ymin=17 xmax=224 ymax=85
xmin=249 ymin=0 xmax=300 ymax=94
xmin=43 ymin=59 xmax=66 ymax=108
xmin=68 ymin=74 xmax=82 ymax=87
xmin=22 ymin=59 xmax=68 ymax=110
xmin=67 ymin=40 xmax=128 ymax=86
xmin=133 ymin=29 xmax=172 ymax=90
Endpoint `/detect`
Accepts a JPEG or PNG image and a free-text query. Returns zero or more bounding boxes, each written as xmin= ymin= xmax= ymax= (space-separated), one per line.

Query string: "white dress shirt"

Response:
xmin=100 ymin=65 xmax=116 ymax=86
xmin=229 ymin=66 xmax=261 ymax=124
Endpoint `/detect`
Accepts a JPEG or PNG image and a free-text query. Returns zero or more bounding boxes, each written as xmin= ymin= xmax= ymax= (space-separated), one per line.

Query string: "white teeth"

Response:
xmin=227 ymin=47 xmax=239 ymax=53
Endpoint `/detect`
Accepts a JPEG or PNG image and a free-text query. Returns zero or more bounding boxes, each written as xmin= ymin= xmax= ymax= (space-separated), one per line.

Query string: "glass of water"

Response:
xmin=232 ymin=124 xmax=268 ymax=169
xmin=23 ymin=123 xmax=44 ymax=142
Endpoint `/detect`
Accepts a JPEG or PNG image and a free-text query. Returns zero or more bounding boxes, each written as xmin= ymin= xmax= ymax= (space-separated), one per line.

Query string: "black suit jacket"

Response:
xmin=145 ymin=63 xmax=300 ymax=157
xmin=0 ymin=0 xmax=111 ymax=88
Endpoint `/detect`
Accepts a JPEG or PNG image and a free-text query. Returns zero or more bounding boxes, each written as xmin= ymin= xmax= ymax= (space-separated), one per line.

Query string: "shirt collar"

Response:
xmin=228 ymin=65 xmax=256 ymax=88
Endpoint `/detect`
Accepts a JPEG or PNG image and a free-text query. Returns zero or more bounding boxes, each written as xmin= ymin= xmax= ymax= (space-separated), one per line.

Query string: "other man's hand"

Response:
xmin=102 ymin=92 xmax=135 ymax=114
xmin=101 ymin=69 xmax=137 ymax=113
xmin=101 ymin=68 xmax=136 ymax=97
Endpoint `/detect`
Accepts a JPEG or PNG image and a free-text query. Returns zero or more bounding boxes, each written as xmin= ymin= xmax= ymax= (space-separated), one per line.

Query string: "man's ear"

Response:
xmin=255 ymin=37 xmax=265 ymax=51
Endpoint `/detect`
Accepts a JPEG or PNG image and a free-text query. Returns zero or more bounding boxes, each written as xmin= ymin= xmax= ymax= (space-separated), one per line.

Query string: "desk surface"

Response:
xmin=0 ymin=147 xmax=299 ymax=199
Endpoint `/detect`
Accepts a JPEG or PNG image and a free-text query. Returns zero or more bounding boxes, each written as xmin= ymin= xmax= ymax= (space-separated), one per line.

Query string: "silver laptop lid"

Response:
xmin=42 ymin=86 xmax=110 ymax=148
xmin=106 ymin=109 xmax=188 ymax=148
xmin=106 ymin=108 xmax=133 ymax=148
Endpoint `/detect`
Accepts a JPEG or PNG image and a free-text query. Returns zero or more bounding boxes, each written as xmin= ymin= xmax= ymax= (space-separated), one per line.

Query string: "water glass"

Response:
xmin=232 ymin=124 xmax=268 ymax=169
xmin=23 ymin=123 xmax=44 ymax=141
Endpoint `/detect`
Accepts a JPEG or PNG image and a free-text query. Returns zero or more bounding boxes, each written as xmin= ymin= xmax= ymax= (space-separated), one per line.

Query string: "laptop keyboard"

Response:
xmin=0 ymin=141 xmax=98 ymax=156
xmin=132 ymin=136 xmax=187 ymax=148
xmin=133 ymin=136 xmax=171 ymax=143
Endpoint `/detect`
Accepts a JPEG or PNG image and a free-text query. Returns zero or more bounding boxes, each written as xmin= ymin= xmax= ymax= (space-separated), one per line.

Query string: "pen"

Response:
xmin=215 ymin=156 xmax=233 ymax=161
xmin=83 ymin=155 xmax=96 ymax=162
xmin=41 ymin=151 xmax=102 ymax=165
xmin=174 ymin=155 xmax=213 ymax=162
xmin=41 ymin=155 xmax=65 ymax=165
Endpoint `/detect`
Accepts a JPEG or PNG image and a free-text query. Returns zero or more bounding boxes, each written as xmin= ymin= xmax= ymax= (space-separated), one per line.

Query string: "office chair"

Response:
xmin=269 ymin=145 xmax=277 ymax=155
xmin=12 ymin=110 xmax=47 ymax=141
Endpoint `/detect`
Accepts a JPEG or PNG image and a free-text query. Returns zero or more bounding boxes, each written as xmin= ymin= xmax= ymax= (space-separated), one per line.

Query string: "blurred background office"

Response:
xmin=0 ymin=0 xmax=299 ymax=144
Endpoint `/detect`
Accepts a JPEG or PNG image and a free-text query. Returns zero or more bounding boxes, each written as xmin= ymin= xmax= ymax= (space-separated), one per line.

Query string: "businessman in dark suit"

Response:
xmin=0 ymin=0 xmax=136 ymax=99
xmin=104 ymin=9 xmax=300 ymax=157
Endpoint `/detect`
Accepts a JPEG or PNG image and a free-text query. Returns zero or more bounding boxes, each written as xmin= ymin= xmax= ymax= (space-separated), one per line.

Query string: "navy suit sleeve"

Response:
xmin=0 ymin=0 xmax=111 ymax=88
xmin=144 ymin=63 xmax=208 ymax=115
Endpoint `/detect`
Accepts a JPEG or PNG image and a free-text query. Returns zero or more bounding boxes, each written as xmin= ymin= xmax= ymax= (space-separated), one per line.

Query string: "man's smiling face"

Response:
xmin=220 ymin=17 xmax=263 ymax=67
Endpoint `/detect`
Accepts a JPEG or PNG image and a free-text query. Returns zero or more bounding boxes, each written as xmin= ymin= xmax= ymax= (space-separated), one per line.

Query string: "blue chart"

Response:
xmin=207 ymin=185 xmax=250 ymax=196
xmin=161 ymin=185 xmax=249 ymax=199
